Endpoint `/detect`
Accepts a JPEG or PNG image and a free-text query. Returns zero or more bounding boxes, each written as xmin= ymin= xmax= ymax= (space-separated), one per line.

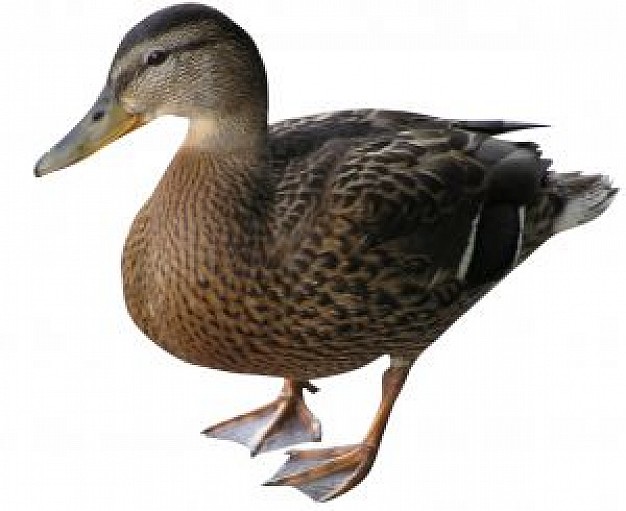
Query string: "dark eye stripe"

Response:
xmin=112 ymin=38 xmax=217 ymax=98
xmin=143 ymin=39 xmax=215 ymax=67
xmin=144 ymin=49 xmax=168 ymax=66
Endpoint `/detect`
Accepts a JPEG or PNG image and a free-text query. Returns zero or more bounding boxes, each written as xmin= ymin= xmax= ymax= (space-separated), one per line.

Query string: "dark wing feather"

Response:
xmin=452 ymin=119 xmax=548 ymax=135
xmin=269 ymin=109 xmax=547 ymax=168
xmin=269 ymin=110 xmax=548 ymax=287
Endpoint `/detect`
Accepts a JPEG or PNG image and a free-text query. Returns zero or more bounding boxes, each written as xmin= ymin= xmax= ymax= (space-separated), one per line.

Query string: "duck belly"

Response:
xmin=121 ymin=207 xmax=491 ymax=380
xmin=122 ymin=240 xmax=483 ymax=379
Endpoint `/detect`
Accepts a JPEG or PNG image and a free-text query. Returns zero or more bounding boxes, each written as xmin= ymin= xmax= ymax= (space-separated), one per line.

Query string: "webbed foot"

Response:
xmin=263 ymin=357 xmax=415 ymax=501
xmin=264 ymin=443 xmax=377 ymax=502
xmin=203 ymin=380 xmax=321 ymax=456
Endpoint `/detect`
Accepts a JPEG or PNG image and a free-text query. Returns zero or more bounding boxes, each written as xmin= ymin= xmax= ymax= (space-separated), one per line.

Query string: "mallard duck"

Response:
xmin=34 ymin=3 xmax=616 ymax=503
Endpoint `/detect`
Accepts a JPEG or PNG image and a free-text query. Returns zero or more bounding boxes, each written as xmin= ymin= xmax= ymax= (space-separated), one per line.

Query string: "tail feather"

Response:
xmin=552 ymin=173 xmax=617 ymax=233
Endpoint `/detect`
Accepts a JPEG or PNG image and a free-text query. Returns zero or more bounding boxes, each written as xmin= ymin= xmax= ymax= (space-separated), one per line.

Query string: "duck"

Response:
xmin=34 ymin=3 xmax=616 ymax=503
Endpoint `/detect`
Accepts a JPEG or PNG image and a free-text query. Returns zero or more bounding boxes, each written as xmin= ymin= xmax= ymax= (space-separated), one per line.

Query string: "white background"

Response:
xmin=2 ymin=1 xmax=625 ymax=510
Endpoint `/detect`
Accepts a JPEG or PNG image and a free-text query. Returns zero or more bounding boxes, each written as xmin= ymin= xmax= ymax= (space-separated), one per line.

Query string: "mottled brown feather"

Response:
xmin=122 ymin=109 xmax=556 ymax=380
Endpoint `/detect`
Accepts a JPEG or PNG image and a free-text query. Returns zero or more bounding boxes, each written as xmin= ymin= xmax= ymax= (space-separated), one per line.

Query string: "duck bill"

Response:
xmin=34 ymin=86 xmax=145 ymax=177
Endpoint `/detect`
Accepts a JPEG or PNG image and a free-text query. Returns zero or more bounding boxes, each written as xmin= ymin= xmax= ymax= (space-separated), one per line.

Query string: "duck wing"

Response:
xmin=269 ymin=109 xmax=543 ymax=171
xmin=269 ymin=109 xmax=548 ymax=289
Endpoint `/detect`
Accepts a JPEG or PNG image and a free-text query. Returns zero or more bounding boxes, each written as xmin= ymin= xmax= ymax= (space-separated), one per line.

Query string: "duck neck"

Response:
xmin=185 ymin=109 xmax=268 ymax=152
xmin=151 ymin=114 xmax=274 ymax=265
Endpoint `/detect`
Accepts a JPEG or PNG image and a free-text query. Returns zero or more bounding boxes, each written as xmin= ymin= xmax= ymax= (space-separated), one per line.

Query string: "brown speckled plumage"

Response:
xmin=35 ymin=4 xmax=616 ymax=502
xmin=120 ymin=110 xmax=538 ymax=379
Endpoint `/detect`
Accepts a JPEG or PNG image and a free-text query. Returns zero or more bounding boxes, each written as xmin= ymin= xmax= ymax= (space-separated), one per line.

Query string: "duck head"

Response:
xmin=35 ymin=3 xmax=268 ymax=177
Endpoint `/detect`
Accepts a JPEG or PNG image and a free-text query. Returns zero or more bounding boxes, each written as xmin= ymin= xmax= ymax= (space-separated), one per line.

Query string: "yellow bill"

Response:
xmin=34 ymin=85 xmax=144 ymax=177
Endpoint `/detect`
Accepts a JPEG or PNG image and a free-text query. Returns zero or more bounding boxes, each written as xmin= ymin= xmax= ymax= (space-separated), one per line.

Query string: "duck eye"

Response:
xmin=144 ymin=49 xmax=168 ymax=66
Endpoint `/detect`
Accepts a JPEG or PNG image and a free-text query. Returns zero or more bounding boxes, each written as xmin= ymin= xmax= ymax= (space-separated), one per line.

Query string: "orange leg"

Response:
xmin=265 ymin=357 xmax=414 ymax=501
xmin=203 ymin=379 xmax=321 ymax=456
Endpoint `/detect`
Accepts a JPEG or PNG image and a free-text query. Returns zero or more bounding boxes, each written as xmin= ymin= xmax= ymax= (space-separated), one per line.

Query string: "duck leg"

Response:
xmin=264 ymin=357 xmax=414 ymax=502
xmin=203 ymin=379 xmax=321 ymax=456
